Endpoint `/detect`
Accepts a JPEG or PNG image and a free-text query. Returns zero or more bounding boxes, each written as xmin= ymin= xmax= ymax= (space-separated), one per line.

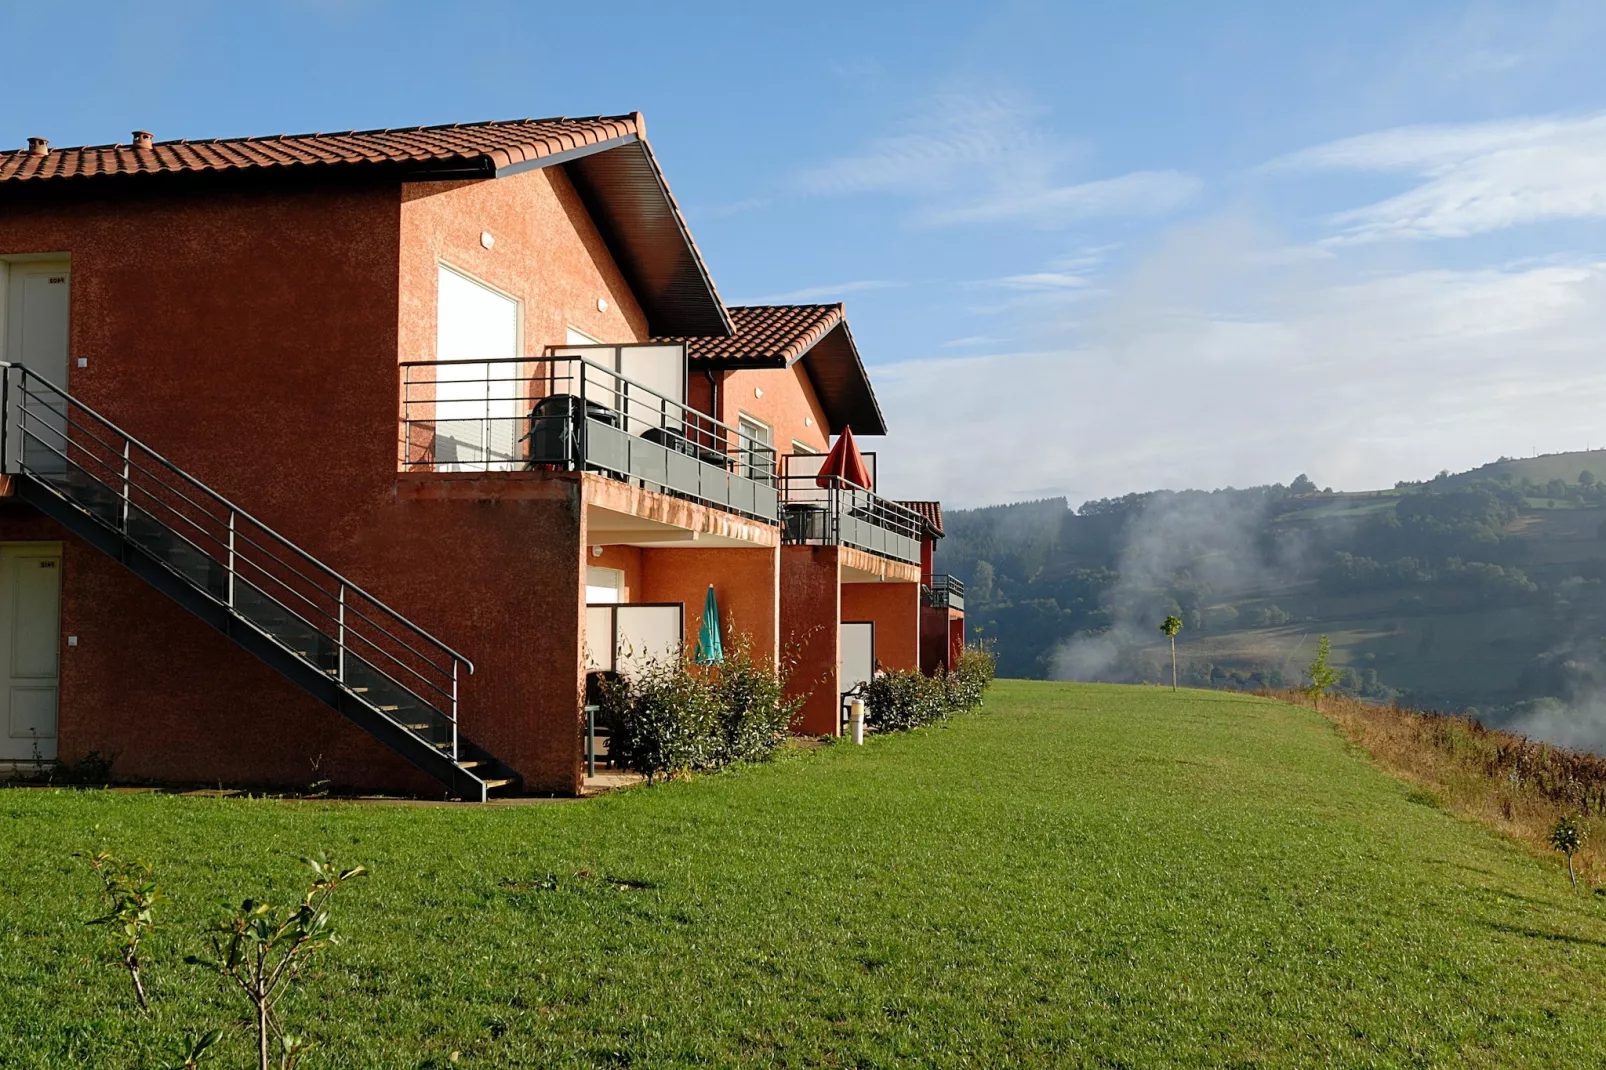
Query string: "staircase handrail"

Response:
xmin=0 ymin=362 xmax=476 ymax=685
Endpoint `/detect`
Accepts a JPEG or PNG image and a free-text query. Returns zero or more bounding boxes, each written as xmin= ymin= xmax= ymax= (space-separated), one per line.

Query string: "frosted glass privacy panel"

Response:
xmin=614 ymin=604 xmax=683 ymax=679
xmin=840 ymin=622 xmax=874 ymax=695
xmin=585 ymin=606 xmax=615 ymax=673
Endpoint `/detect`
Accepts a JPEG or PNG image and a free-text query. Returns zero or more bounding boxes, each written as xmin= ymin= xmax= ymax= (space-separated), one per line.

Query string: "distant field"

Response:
xmin=4 ymin=682 xmax=1605 ymax=1067
xmin=1447 ymin=449 xmax=1606 ymax=488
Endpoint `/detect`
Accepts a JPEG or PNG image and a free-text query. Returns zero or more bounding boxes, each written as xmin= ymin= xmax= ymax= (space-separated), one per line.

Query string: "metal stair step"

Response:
xmin=481 ymin=778 xmax=515 ymax=791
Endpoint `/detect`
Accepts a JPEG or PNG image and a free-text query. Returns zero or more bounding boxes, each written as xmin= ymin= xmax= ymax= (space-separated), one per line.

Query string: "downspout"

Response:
xmin=706 ymin=368 xmax=722 ymax=425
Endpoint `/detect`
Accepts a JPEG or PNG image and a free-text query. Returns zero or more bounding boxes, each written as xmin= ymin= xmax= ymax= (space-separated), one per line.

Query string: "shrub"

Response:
xmin=600 ymin=634 xmax=798 ymax=781
xmin=600 ymin=660 xmax=722 ymax=782
xmin=864 ymin=644 xmax=998 ymax=732
xmin=863 ymin=670 xmax=948 ymax=732
xmin=707 ymin=635 xmax=803 ymax=766
xmin=944 ymin=644 xmax=997 ymax=713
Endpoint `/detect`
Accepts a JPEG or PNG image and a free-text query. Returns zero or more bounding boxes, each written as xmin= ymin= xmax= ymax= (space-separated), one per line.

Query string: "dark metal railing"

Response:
xmin=778 ymin=456 xmax=924 ymax=564
xmin=0 ymin=362 xmax=473 ymax=759
xmin=927 ymin=574 xmax=965 ymax=611
xmin=399 ymin=349 xmax=779 ymax=521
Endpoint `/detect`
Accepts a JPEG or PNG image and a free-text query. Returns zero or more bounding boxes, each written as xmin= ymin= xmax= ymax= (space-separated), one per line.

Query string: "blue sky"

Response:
xmin=8 ymin=1 xmax=1606 ymax=506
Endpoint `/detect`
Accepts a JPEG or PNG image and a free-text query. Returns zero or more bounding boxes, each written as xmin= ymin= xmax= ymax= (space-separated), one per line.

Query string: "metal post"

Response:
xmin=450 ymin=660 xmax=459 ymax=760
xmin=120 ymin=440 xmax=131 ymax=531
xmin=336 ymin=583 xmax=346 ymax=683
xmin=226 ymin=511 xmax=236 ymax=608
xmin=402 ymin=373 xmax=412 ymax=471
xmin=575 ymin=360 xmax=586 ymax=470
xmin=1 ymin=369 xmax=9 ymax=475
xmin=585 ymin=704 xmax=597 ymax=778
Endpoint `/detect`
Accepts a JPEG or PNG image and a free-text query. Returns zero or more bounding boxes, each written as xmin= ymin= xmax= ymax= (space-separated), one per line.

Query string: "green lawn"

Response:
xmin=4 ymin=681 xmax=1605 ymax=1068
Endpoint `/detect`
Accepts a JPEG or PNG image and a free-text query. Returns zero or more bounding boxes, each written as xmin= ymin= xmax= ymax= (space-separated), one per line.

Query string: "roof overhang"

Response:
xmin=687 ymin=315 xmax=887 ymax=437
xmin=506 ymin=138 xmax=732 ymax=339
xmin=795 ymin=319 xmax=887 ymax=437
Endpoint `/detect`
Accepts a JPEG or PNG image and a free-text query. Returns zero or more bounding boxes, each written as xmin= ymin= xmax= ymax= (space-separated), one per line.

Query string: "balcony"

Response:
xmin=400 ymin=346 xmax=778 ymax=522
xmin=926 ymin=574 xmax=965 ymax=611
xmin=779 ymin=454 xmax=924 ymax=565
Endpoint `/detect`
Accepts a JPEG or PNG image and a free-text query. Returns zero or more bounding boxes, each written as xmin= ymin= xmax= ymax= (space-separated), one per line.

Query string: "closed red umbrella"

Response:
xmin=816 ymin=426 xmax=872 ymax=490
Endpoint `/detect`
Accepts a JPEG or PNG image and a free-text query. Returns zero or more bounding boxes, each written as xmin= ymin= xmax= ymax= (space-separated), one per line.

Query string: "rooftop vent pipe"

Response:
xmin=132 ymin=131 xmax=153 ymax=150
xmin=26 ymin=137 xmax=49 ymax=156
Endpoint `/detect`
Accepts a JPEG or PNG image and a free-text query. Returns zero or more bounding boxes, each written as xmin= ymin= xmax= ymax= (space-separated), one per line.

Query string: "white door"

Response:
xmin=3 ymin=261 xmax=71 ymax=473
xmin=841 ymin=621 xmax=874 ymax=697
xmin=435 ymin=265 xmax=520 ymax=471
xmin=0 ymin=544 xmax=62 ymax=763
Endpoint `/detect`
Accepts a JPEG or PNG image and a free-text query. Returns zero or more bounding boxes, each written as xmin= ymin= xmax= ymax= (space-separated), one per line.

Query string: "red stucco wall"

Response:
xmin=640 ymin=546 xmax=779 ymax=663
xmin=0 ymin=163 xmax=648 ymax=796
xmin=398 ymin=165 xmax=648 ymax=363
xmin=841 ymin=581 xmax=920 ymax=673
xmin=717 ymin=364 xmax=832 ymax=459
xmin=780 ymin=545 xmax=840 ymax=735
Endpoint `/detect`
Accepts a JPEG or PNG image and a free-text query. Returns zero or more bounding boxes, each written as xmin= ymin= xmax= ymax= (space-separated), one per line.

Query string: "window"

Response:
xmin=586 ymin=566 xmax=624 ymax=604
xmin=567 ymin=327 xmax=601 ymax=346
xmin=738 ymin=414 xmax=773 ymax=483
xmin=791 ymin=440 xmax=819 ymax=456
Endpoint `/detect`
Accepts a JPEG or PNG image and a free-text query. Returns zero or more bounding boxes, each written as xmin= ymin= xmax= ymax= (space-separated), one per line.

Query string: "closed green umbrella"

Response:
xmin=695 ymin=584 xmax=724 ymax=665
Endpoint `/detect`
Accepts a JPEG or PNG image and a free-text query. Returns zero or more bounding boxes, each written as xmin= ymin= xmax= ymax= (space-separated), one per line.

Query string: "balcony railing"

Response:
xmin=779 ymin=454 xmax=924 ymax=564
xmin=400 ymin=351 xmax=779 ymax=522
xmin=927 ymin=574 xmax=965 ymax=611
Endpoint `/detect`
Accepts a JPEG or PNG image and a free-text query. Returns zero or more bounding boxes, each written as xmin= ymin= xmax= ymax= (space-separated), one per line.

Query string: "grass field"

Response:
xmin=4 ymin=681 xmax=1606 ymax=1067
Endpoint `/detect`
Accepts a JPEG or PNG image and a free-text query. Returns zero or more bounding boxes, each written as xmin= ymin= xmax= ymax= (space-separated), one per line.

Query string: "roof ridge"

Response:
xmin=1 ymin=114 xmax=640 ymax=157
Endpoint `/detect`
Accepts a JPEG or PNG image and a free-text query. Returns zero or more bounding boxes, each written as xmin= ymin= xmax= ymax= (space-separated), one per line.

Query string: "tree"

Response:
xmin=969 ymin=560 xmax=995 ymax=603
xmin=1305 ymin=635 xmax=1340 ymax=711
xmin=1549 ymin=814 xmax=1587 ymax=891
xmin=1159 ymin=615 xmax=1183 ymax=691
xmin=212 ymin=853 xmax=366 ymax=1070
xmin=1581 ymin=470 xmax=1597 ymax=488
xmin=82 ymin=850 xmax=159 ymax=1013
xmin=1290 ymin=473 xmax=1316 ymax=495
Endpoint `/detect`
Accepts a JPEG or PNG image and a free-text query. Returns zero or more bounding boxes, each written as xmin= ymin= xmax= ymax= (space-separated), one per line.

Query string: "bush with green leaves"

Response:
xmin=600 ymin=633 xmax=799 ymax=781
xmin=863 ymin=669 xmax=948 ymax=732
xmin=708 ymin=635 xmax=804 ymax=765
xmin=943 ymin=644 xmax=997 ymax=713
xmin=865 ymin=644 xmax=997 ymax=732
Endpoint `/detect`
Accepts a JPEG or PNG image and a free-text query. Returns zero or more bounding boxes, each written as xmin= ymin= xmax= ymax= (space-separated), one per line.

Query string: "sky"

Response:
xmin=7 ymin=1 xmax=1606 ymax=508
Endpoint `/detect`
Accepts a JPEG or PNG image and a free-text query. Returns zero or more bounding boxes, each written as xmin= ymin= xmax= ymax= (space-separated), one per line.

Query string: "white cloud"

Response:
xmin=794 ymin=88 xmax=1198 ymax=229
xmin=795 ymin=90 xmax=1050 ymax=197
xmin=742 ymin=280 xmax=902 ymax=304
xmin=986 ymin=272 xmax=1091 ymax=291
xmin=939 ymin=335 xmax=1006 ymax=349
xmin=1272 ymin=113 xmax=1606 ymax=242
xmin=925 ymin=170 xmax=1200 ymax=227
xmin=872 ymin=216 xmax=1606 ymax=508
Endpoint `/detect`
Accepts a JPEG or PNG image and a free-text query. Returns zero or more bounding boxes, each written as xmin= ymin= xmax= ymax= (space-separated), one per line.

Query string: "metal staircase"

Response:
xmin=0 ymin=362 xmax=520 ymax=801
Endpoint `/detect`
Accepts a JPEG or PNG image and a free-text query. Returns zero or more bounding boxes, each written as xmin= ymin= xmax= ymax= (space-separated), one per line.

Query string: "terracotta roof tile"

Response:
xmin=896 ymin=500 xmax=944 ymax=538
xmin=660 ymin=304 xmax=844 ymax=365
xmin=0 ymin=115 xmax=641 ymax=184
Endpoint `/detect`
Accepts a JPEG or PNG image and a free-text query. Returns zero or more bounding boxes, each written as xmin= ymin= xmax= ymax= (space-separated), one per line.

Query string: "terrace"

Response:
xmin=400 ymin=344 xmax=778 ymax=523
xmin=926 ymin=574 xmax=965 ymax=611
xmin=778 ymin=452 xmax=924 ymax=565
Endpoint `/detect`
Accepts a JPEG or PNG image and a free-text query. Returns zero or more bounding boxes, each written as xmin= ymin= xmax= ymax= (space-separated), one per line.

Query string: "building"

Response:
xmin=0 ymin=114 xmax=961 ymax=798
